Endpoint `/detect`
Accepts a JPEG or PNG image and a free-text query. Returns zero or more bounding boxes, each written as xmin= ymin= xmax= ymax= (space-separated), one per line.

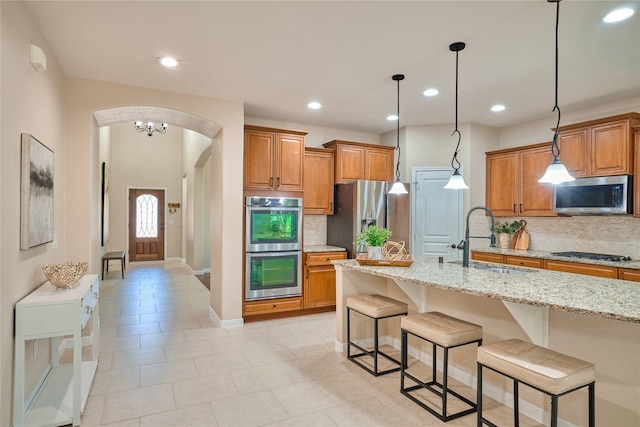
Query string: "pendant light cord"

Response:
xmin=392 ymin=74 xmax=404 ymax=181
xmin=450 ymin=47 xmax=462 ymax=171
xmin=396 ymin=77 xmax=401 ymax=180
xmin=551 ymin=0 xmax=562 ymax=160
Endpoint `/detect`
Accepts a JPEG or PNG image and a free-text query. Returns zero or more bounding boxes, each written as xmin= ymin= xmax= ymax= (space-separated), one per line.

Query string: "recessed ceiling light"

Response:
xmin=159 ymin=56 xmax=179 ymax=68
xmin=491 ymin=104 xmax=506 ymax=112
xmin=423 ymin=88 xmax=439 ymax=97
xmin=307 ymin=101 xmax=322 ymax=110
xmin=603 ymin=8 xmax=634 ymax=23
xmin=387 ymin=114 xmax=398 ymax=121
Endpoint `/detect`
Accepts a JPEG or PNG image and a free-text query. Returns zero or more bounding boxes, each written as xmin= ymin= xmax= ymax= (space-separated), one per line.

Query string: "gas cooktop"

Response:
xmin=551 ymin=251 xmax=632 ymax=262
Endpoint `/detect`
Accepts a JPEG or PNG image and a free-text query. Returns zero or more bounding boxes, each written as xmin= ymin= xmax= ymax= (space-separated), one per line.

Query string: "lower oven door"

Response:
xmin=245 ymin=251 xmax=302 ymax=301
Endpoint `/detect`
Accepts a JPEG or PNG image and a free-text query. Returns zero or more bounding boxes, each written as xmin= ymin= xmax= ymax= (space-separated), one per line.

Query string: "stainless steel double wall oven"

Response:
xmin=244 ymin=197 xmax=303 ymax=301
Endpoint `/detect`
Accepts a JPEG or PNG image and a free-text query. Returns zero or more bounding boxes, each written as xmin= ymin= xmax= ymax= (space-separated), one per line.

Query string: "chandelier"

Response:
xmin=134 ymin=121 xmax=168 ymax=137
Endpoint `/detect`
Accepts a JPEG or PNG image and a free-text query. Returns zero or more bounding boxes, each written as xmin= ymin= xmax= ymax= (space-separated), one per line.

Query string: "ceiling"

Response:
xmin=26 ymin=1 xmax=640 ymax=135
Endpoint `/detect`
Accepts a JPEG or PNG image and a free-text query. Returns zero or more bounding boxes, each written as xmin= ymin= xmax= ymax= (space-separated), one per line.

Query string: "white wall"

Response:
xmin=245 ymin=117 xmax=380 ymax=147
xmin=1 ymin=3 xmax=67 ymax=424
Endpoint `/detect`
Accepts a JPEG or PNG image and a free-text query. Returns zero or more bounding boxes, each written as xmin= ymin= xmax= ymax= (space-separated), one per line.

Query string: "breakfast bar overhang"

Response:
xmin=333 ymin=257 xmax=640 ymax=426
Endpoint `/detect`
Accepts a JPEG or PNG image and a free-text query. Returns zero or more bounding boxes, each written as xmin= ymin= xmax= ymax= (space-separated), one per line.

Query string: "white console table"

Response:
xmin=14 ymin=274 xmax=100 ymax=427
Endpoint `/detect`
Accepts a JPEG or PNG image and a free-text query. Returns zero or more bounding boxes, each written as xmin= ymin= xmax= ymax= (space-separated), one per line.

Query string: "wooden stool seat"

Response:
xmin=346 ymin=294 xmax=407 ymax=376
xmin=101 ymin=251 xmax=125 ymax=279
xmin=477 ymin=339 xmax=595 ymax=427
xmin=401 ymin=311 xmax=483 ymax=422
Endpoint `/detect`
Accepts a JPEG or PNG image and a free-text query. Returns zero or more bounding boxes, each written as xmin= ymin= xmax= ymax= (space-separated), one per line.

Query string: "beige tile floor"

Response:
xmin=75 ymin=261 xmax=536 ymax=427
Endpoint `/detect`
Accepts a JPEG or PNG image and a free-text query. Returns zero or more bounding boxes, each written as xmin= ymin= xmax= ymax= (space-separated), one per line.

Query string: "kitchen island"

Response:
xmin=333 ymin=256 xmax=640 ymax=426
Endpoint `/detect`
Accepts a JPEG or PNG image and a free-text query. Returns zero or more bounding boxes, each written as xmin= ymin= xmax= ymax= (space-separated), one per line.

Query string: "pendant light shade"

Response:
xmin=444 ymin=42 xmax=469 ymax=190
xmin=539 ymin=0 xmax=575 ymax=185
xmin=388 ymin=74 xmax=408 ymax=195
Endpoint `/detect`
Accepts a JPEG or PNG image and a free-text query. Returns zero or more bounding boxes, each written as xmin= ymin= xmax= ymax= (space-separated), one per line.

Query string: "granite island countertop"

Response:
xmin=472 ymin=247 xmax=640 ymax=270
xmin=333 ymin=256 xmax=640 ymax=323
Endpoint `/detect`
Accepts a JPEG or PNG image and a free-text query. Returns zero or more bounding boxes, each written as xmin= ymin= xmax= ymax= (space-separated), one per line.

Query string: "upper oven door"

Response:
xmin=245 ymin=205 xmax=302 ymax=252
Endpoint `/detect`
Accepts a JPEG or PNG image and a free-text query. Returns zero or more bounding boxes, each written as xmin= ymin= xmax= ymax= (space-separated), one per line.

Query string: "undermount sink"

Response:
xmin=448 ymin=260 xmax=533 ymax=275
xmin=472 ymin=265 xmax=528 ymax=275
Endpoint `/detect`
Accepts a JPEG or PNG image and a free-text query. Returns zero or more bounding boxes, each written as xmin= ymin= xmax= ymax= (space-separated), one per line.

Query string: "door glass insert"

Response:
xmin=136 ymin=194 xmax=158 ymax=238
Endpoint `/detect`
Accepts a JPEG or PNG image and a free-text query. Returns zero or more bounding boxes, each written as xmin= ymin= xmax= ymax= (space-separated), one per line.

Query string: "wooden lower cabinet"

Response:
xmin=543 ymin=260 xmax=618 ymax=279
xmin=619 ymin=268 xmax=640 ymax=282
xmin=471 ymin=252 xmax=505 ymax=263
xmin=243 ymin=297 xmax=303 ymax=316
xmin=504 ymin=256 xmax=544 ymax=269
xmin=472 ymin=251 xmax=636 ymax=280
xmin=304 ymin=251 xmax=347 ymax=308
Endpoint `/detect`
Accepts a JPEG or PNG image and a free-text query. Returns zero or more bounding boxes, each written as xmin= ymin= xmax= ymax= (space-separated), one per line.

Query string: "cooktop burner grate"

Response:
xmin=551 ymin=251 xmax=632 ymax=262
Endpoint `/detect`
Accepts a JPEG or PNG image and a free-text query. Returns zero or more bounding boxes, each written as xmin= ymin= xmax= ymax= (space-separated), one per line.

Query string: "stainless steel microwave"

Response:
xmin=553 ymin=175 xmax=632 ymax=215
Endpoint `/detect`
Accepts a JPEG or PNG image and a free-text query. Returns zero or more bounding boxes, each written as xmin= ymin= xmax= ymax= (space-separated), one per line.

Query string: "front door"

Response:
xmin=411 ymin=167 xmax=463 ymax=258
xmin=129 ymin=188 xmax=165 ymax=262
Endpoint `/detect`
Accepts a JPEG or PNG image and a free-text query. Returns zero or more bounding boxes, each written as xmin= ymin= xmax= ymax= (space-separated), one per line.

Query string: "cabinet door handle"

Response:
xmin=330 ymin=202 xmax=333 ymax=211
xmin=305 ymin=270 xmax=309 ymax=279
xmin=276 ymin=177 xmax=280 ymax=187
xmin=513 ymin=204 xmax=516 ymax=213
xmin=520 ymin=203 xmax=523 ymax=213
xmin=270 ymin=177 xmax=273 ymax=187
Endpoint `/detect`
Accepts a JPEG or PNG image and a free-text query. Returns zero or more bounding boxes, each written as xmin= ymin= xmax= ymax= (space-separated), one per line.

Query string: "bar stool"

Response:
xmin=400 ymin=311 xmax=483 ymax=422
xmin=477 ymin=338 xmax=595 ymax=427
xmin=346 ymin=294 xmax=408 ymax=376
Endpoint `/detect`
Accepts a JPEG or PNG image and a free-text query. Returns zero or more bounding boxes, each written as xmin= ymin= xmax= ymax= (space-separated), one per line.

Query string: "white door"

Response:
xmin=411 ymin=167 xmax=463 ymax=258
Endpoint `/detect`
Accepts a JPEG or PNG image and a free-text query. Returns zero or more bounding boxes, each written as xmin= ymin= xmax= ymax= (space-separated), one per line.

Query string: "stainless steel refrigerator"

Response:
xmin=327 ymin=180 xmax=411 ymax=258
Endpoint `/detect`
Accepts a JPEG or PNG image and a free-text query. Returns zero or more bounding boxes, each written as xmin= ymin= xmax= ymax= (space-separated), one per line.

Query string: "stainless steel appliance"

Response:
xmin=245 ymin=196 xmax=302 ymax=300
xmin=554 ymin=175 xmax=632 ymax=215
xmin=551 ymin=251 xmax=632 ymax=262
xmin=327 ymin=180 xmax=411 ymax=258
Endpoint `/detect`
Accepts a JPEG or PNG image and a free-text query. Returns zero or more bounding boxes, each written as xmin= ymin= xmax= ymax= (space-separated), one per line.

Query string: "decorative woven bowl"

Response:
xmin=42 ymin=261 xmax=88 ymax=289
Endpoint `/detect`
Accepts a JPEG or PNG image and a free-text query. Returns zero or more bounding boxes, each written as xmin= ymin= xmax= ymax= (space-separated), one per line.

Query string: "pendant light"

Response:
xmin=388 ymin=74 xmax=408 ymax=195
xmin=539 ymin=0 xmax=575 ymax=184
xmin=444 ymin=42 xmax=469 ymax=190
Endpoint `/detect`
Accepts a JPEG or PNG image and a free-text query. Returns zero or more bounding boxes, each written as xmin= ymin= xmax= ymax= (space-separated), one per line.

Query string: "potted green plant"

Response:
xmin=354 ymin=225 xmax=392 ymax=260
xmin=494 ymin=220 xmax=521 ymax=248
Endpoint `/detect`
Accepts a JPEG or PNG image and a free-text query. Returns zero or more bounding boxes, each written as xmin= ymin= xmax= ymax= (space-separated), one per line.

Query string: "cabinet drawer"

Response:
xmin=504 ymin=256 xmax=544 ymax=269
xmin=544 ymin=260 xmax=618 ymax=278
xmin=243 ymin=298 xmax=302 ymax=315
xmin=619 ymin=268 xmax=640 ymax=282
xmin=305 ymin=252 xmax=347 ymax=266
xmin=471 ymin=252 xmax=504 ymax=263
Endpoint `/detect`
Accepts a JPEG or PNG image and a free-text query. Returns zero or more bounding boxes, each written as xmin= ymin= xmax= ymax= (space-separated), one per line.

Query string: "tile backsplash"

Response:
xmin=304 ymin=215 xmax=327 ymax=245
xmin=469 ymin=215 xmax=640 ymax=259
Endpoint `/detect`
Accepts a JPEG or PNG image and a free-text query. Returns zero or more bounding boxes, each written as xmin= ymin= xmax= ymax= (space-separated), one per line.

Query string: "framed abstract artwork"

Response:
xmin=20 ymin=134 xmax=54 ymax=249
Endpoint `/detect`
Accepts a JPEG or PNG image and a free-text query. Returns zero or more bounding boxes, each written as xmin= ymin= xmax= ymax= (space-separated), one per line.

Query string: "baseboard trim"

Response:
xmin=208 ymin=306 xmax=244 ymax=328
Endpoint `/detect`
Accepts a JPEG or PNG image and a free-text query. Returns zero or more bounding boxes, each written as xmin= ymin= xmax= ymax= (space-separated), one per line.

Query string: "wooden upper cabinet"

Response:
xmin=365 ymin=146 xmax=395 ymax=181
xmin=334 ymin=144 xmax=365 ymax=183
xmin=244 ymin=125 xmax=306 ymax=191
xmin=519 ymin=145 xmax=556 ymax=216
xmin=634 ymin=125 xmax=640 ymax=218
xmin=556 ymin=113 xmax=640 ymax=178
xmin=557 ymin=128 xmax=589 ymax=178
xmin=486 ymin=151 xmax=518 ymax=216
xmin=486 ymin=143 xmax=556 ymax=217
xmin=304 ymin=148 xmax=335 ymax=214
xmin=323 ymin=140 xmax=394 ymax=184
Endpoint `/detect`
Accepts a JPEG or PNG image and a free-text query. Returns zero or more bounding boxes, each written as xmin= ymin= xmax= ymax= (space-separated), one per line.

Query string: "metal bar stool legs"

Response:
xmin=400 ymin=312 xmax=483 ymax=422
xmin=346 ymin=294 xmax=408 ymax=377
